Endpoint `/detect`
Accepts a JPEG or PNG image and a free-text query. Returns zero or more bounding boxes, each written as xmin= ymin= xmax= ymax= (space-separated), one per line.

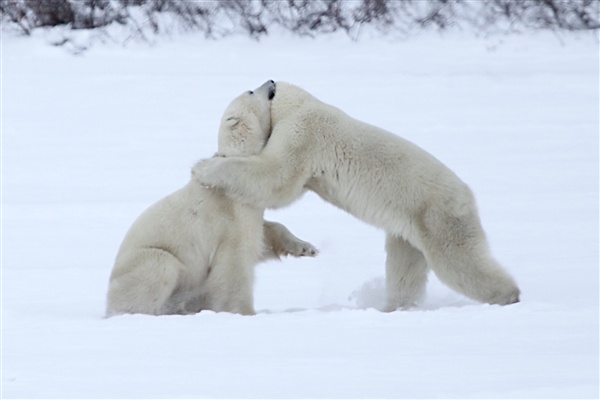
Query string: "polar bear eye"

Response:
xmin=225 ymin=116 xmax=240 ymax=128
xmin=248 ymin=91 xmax=254 ymax=95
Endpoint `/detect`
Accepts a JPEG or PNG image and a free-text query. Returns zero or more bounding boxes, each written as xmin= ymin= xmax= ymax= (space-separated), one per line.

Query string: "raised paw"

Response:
xmin=191 ymin=156 xmax=228 ymax=188
xmin=263 ymin=221 xmax=319 ymax=260
xmin=283 ymin=240 xmax=318 ymax=258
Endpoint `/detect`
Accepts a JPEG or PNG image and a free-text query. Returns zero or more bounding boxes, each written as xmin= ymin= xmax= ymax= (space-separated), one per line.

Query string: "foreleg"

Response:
xmin=192 ymin=154 xmax=309 ymax=210
xmin=261 ymin=220 xmax=318 ymax=261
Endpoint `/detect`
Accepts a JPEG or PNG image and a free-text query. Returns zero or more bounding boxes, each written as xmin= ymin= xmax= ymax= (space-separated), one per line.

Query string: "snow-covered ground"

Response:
xmin=2 ymin=29 xmax=598 ymax=399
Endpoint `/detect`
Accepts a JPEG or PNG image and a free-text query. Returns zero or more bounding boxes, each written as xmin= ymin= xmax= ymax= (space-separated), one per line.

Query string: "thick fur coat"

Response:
xmin=106 ymin=81 xmax=317 ymax=316
xmin=194 ymin=81 xmax=520 ymax=310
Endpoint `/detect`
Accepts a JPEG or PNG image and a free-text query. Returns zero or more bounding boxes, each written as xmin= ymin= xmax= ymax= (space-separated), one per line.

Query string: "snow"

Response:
xmin=2 ymin=29 xmax=598 ymax=398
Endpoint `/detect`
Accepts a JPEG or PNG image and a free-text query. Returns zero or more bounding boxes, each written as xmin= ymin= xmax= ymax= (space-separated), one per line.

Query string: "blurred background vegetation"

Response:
xmin=1 ymin=0 xmax=598 ymax=42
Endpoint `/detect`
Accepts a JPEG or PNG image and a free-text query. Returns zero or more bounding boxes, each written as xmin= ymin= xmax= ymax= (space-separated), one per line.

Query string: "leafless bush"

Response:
xmin=1 ymin=0 xmax=598 ymax=42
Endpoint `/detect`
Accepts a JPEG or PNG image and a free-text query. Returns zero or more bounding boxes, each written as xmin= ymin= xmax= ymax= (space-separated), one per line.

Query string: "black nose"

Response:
xmin=269 ymin=79 xmax=274 ymax=84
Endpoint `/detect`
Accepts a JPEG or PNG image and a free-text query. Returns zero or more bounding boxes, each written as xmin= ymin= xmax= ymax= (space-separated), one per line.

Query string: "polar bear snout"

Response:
xmin=255 ymin=80 xmax=276 ymax=100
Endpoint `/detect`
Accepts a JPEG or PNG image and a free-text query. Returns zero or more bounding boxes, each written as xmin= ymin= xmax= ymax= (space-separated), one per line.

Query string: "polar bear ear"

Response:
xmin=225 ymin=116 xmax=240 ymax=129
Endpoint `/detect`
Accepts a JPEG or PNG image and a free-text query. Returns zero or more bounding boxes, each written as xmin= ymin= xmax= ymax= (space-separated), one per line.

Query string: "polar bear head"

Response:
xmin=217 ymin=80 xmax=276 ymax=157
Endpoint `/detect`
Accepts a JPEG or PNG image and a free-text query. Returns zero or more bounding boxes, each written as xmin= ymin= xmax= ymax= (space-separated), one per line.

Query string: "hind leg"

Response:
xmin=106 ymin=249 xmax=182 ymax=316
xmin=427 ymin=248 xmax=520 ymax=305
xmin=421 ymin=210 xmax=520 ymax=305
xmin=384 ymin=234 xmax=429 ymax=311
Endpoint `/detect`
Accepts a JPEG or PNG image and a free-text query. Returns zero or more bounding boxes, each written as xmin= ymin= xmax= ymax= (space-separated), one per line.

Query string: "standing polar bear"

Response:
xmin=194 ymin=81 xmax=520 ymax=311
xmin=106 ymin=81 xmax=317 ymax=317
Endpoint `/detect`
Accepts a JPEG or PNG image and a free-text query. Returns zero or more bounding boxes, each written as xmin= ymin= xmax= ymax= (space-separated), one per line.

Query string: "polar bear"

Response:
xmin=194 ymin=81 xmax=520 ymax=310
xmin=106 ymin=81 xmax=317 ymax=317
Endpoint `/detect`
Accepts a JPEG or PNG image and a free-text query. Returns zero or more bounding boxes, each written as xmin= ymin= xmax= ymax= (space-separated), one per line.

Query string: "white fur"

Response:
xmin=106 ymin=81 xmax=317 ymax=317
xmin=194 ymin=81 xmax=520 ymax=310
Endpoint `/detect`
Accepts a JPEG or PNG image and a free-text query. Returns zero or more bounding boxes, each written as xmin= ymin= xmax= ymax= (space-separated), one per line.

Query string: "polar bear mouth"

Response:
xmin=268 ymin=84 xmax=276 ymax=100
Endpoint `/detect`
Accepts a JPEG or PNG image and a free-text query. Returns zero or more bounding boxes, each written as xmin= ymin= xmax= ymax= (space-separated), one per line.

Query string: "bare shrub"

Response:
xmin=1 ymin=0 xmax=598 ymax=42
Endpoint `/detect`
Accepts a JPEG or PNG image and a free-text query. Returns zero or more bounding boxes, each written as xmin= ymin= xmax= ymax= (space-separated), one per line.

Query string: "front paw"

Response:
xmin=192 ymin=157 xmax=227 ymax=187
xmin=284 ymin=240 xmax=318 ymax=258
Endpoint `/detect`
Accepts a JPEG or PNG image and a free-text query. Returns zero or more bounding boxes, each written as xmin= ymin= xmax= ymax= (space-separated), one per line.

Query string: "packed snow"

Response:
xmin=2 ymin=29 xmax=598 ymax=398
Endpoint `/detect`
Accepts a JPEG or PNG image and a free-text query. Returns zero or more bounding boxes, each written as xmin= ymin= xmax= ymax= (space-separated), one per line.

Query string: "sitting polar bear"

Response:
xmin=194 ymin=81 xmax=520 ymax=311
xmin=106 ymin=81 xmax=317 ymax=317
